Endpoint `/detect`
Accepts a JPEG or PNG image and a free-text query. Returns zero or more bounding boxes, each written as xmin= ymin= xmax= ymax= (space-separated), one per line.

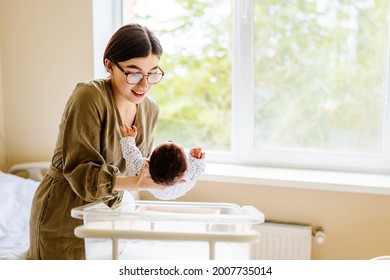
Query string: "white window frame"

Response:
xmin=93 ymin=0 xmax=390 ymax=194
xmin=92 ymin=0 xmax=123 ymax=79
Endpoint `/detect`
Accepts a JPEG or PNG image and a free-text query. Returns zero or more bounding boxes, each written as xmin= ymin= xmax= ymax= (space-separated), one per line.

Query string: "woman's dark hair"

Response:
xmin=149 ymin=142 xmax=188 ymax=186
xmin=103 ymin=23 xmax=163 ymax=64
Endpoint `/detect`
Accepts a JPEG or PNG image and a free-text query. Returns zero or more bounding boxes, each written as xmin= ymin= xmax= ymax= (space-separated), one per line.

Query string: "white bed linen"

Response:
xmin=0 ymin=171 xmax=39 ymax=260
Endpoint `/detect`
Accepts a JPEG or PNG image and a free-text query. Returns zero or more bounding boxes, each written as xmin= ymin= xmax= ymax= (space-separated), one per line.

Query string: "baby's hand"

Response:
xmin=190 ymin=147 xmax=205 ymax=159
xmin=120 ymin=124 xmax=137 ymax=137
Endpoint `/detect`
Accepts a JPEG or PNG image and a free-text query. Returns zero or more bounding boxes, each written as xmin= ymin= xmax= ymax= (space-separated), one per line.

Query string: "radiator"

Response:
xmin=252 ymin=222 xmax=312 ymax=260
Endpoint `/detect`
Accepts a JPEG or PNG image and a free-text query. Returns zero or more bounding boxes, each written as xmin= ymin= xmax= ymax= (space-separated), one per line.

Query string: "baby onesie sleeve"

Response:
xmin=181 ymin=152 xmax=206 ymax=183
xmin=149 ymin=151 xmax=206 ymax=200
xmin=120 ymin=136 xmax=146 ymax=175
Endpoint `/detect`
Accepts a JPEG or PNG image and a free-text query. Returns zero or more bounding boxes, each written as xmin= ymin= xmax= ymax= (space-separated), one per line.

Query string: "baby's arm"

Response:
xmin=183 ymin=148 xmax=206 ymax=183
xmin=120 ymin=134 xmax=146 ymax=175
xmin=190 ymin=147 xmax=205 ymax=159
xmin=120 ymin=124 xmax=137 ymax=138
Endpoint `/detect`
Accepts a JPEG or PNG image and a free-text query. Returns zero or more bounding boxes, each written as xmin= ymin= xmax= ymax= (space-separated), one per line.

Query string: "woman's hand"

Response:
xmin=113 ymin=161 xmax=166 ymax=191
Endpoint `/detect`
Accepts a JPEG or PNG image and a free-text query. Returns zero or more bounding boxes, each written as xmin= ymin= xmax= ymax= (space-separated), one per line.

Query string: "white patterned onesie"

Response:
xmin=120 ymin=136 xmax=206 ymax=200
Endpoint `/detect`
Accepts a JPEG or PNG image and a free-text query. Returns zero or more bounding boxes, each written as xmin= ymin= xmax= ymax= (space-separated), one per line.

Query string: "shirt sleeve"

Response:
xmin=120 ymin=136 xmax=146 ymax=175
xmin=60 ymin=83 xmax=120 ymax=202
xmin=148 ymin=151 xmax=206 ymax=200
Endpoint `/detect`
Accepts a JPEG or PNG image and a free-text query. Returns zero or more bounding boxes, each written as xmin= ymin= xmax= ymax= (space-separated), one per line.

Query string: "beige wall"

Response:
xmin=1 ymin=0 xmax=389 ymax=260
xmin=0 ymin=0 xmax=94 ymax=170
xmin=0 ymin=43 xmax=5 ymax=168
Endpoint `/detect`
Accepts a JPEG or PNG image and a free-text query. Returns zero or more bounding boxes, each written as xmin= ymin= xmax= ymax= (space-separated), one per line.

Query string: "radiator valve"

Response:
xmin=313 ymin=227 xmax=325 ymax=244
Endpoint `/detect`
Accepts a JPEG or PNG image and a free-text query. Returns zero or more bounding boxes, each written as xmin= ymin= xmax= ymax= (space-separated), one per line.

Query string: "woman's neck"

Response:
xmin=115 ymin=96 xmax=137 ymax=127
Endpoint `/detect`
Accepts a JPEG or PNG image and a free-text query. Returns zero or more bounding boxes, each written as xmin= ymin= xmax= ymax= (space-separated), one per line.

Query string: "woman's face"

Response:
xmin=106 ymin=53 xmax=161 ymax=104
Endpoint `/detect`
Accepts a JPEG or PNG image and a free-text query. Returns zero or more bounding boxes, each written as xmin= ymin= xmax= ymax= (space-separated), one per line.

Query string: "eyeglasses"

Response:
xmin=112 ymin=61 xmax=164 ymax=85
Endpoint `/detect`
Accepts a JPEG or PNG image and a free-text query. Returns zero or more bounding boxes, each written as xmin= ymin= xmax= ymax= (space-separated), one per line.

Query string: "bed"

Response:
xmin=0 ymin=162 xmax=49 ymax=260
xmin=0 ymin=161 xmax=140 ymax=260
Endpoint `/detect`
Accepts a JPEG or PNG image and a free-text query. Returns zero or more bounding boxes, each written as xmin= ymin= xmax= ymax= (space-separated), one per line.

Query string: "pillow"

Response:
xmin=0 ymin=171 xmax=39 ymax=250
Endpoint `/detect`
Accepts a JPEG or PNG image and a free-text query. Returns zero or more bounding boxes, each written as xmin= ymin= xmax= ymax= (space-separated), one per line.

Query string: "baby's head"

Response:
xmin=149 ymin=141 xmax=187 ymax=186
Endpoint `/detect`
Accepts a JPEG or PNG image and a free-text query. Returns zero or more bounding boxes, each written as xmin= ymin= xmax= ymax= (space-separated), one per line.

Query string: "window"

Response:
xmin=100 ymin=0 xmax=390 ymax=175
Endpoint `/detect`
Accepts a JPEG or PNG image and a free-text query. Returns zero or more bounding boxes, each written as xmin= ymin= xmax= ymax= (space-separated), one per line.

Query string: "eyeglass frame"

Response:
xmin=111 ymin=61 xmax=165 ymax=85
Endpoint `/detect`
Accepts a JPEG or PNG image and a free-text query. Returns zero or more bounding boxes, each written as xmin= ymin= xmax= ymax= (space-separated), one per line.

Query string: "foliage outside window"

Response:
xmin=254 ymin=0 xmax=387 ymax=154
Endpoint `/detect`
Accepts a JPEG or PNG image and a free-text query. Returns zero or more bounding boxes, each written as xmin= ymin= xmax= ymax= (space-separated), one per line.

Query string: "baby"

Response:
xmin=120 ymin=124 xmax=206 ymax=200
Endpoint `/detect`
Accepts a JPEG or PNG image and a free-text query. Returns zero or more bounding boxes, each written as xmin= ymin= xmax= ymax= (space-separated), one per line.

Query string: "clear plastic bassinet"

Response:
xmin=71 ymin=200 xmax=265 ymax=260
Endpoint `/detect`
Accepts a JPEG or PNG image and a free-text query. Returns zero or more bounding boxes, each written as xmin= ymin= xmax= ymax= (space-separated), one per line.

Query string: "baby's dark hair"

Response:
xmin=149 ymin=142 xmax=187 ymax=186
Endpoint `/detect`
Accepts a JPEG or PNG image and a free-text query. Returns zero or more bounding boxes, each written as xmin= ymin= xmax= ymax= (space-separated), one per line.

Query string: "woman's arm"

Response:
xmin=114 ymin=161 xmax=165 ymax=191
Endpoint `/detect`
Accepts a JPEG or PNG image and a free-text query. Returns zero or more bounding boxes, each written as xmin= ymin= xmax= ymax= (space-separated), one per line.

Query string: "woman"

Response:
xmin=26 ymin=23 xmax=166 ymax=259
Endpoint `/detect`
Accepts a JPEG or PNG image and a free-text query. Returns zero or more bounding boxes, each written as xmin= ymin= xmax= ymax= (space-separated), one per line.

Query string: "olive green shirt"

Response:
xmin=26 ymin=78 xmax=159 ymax=259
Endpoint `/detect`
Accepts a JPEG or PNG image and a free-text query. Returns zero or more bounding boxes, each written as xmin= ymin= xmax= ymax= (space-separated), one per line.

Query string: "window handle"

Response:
xmin=241 ymin=0 xmax=249 ymax=20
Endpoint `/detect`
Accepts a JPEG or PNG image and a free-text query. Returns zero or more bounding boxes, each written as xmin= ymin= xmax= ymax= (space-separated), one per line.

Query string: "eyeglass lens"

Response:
xmin=127 ymin=73 xmax=163 ymax=85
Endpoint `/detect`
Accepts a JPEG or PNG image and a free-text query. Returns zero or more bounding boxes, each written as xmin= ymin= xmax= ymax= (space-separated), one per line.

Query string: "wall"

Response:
xmin=0 ymin=0 xmax=94 ymax=170
xmin=0 ymin=43 xmax=5 ymax=169
xmin=1 ymin=0 xmax=390 ymax=260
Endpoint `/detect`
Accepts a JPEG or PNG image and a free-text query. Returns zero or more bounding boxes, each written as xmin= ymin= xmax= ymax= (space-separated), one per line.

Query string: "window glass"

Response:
xmin=253 ymin=0 xmax=388 ymax=155
xmin=131 ymin=0 xmax=233 ymax=151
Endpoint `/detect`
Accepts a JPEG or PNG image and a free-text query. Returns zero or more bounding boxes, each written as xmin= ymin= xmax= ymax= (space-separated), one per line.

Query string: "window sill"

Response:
xmin=199 ymin=163 xmax=390 ymax=195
